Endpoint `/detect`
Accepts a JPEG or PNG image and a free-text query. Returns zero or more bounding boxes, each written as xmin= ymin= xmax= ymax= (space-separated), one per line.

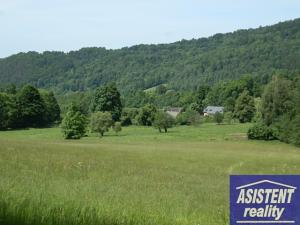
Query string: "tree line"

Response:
xmin=1 ymin=74 xmax=299 ymax=146
xmin=0 ymin=85 xmax=60 ymax=130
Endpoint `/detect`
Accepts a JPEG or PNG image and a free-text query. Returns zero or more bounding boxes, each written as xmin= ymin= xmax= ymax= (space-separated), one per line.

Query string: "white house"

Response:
xmin=203 ymin=106 xmax=224 ymax=116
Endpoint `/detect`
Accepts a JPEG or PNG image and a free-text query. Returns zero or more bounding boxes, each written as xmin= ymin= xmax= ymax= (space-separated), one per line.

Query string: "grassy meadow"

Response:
xmin=0 ymin=123 xmax=299 ymax=225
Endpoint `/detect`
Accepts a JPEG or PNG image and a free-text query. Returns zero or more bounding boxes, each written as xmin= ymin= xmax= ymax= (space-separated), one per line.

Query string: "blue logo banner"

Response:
xmin=230 ymin=175 xmax=300 ymax=225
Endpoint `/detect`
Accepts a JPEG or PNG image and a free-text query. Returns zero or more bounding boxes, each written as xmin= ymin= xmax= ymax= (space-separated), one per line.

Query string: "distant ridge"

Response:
xmin=0 ymin=18 xmax=299 ymax=94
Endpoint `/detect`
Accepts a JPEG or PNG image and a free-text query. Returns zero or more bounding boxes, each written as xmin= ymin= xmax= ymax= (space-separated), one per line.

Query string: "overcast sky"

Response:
xmin=0 ymin=0 xmax=299 ymax=58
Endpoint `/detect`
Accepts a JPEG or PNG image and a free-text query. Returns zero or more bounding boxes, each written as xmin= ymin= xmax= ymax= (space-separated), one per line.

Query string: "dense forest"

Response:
xmin=0 ymin=18 xmax=299 ymax=96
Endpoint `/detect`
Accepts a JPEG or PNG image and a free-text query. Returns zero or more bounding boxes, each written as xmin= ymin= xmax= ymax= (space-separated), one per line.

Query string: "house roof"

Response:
xmin=236 ymin=180 xmax=297 ymax=190
xmin=203 ymin=106 xmax=224 ymax=114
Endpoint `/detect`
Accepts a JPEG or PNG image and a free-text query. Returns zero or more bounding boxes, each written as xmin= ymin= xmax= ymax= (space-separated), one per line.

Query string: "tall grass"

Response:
xmin=0 ymin=124 xmax=299 ymax=225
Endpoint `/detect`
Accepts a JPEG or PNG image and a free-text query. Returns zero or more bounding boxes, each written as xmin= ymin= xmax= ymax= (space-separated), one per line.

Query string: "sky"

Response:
xmin=0 ymin=0 xmax=300 ymax=58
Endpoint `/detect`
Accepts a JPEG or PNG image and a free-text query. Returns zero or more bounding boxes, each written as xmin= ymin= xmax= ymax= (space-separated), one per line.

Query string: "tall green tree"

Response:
xmin=153 ymin=111 xmax=175 ymax=133
xmin=234 ymin=90 xmax=255 ymax=123
xmin=90 ymin=83 xmax=122 ymax=121
xmin=89 ymin=111 xmax=114 ymax=137
xmin=61 ymin=104 xmax=87 ymax=139
xmin=16 ymin=85 xmax=47 ymax=128
xmin=0 ymin=93 xmax=10 ymax=130
xmin=261 ymin=76 xmax=294 ymax=125
xmin=192 ymin=85 xmax=210 ymax=113
xmin=41 ymin=91 xmax=61 ymax=125
xmin=136 ymin=104 xmax=157 ymax=126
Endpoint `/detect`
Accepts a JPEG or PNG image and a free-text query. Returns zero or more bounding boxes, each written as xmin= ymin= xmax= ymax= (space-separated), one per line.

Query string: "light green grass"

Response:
xmin=0 ymin=124 xmax=299 ymax=225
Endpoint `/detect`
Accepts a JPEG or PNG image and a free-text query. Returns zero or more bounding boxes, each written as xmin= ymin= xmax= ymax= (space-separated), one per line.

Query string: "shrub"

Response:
xmin=214 ymin=112 xmax=224 ymax=124
xmin=176 ymin=109 xmax=201 ymax=126
xmin=247 ymin=123 xmax=277 ymax=140
xmin=224 ymin=112 xmax=233 ymax=124
xmin=121 ymin=108 xmax=139 ymax=126
xmin=113 ymin=122 xmax=122 ymax=135
xmin=61 ymin=104 xmax=87 ymax=139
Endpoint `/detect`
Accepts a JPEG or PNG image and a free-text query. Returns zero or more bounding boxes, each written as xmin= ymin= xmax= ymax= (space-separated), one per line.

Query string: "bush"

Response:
xmin=113 ymin=122 xmax=122 ymax=135
xmin=176 ymin=109 xmax=201 ymax=126
xmin=224 ymin=112 xmax=233 ymax=124
xmin=214 ymin=112 xmax=224 ymax=124
xmin=121 ymin=108 xmax=139 ymax=126
xmin=247 ymin=123 xmax=277 ymax=140
xmin=61 ymin=104 xmax=87 ymax=139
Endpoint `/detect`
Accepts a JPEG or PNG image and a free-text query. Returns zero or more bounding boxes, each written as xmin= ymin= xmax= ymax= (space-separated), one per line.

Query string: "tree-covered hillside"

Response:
xmin=0 ymin=18 xmax=299 ymax=94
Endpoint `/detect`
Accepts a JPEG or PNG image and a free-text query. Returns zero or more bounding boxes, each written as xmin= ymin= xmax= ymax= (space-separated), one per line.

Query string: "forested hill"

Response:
xmin=0 ymin=18 xmax=300 ymax=94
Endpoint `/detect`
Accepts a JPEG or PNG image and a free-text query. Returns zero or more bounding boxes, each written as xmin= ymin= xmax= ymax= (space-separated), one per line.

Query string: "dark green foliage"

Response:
xmin=193 ymin=86 xmax=210 ymax=113
xmin=261 ymin=76 xmax=294 ymax=125
xmin=57 ymin=91 xmax=93 ymax=115
xmin=248 ymin=75 xmax=300 ymax=146
xmin=15 ymin=85 xmax=47 ymax=128
xmin=224 ymin=112 xmax=234 ymax=124
xmin=204 ymin=76 xmax=257 ymax=107
xmin=90 ymin=83 xmax=122 ymax=121
xmin=0 ymin=93 xmax=10 ymax=130
xmin=120 ymin=108 xmax=139 ymax=126
xmin=234 ymin=90 xmax=255 ymax=123
xmin=136 ymin=104 xmax=157 ymax=126
xmin=214 ymin=112 xmax=224 ymax=124
xmin=155 ymin=85 xmax=167 ymax=95
xmin=0 ymin=19 xmax=299 ymax=95
xmin=176 ymin=109 xmax=201 ymax=126
xmin=247 ymin=123 xmax=277 ymax=140
xmin=268 ymin=78 xmax=300 ymax=146
xmin=41 ymin=91 xmax=61 ymax=125
xmin=61 ymin=104 xmax=87 ymax=139
xmin=290 ymin=115 xmax=300 ymax=146
xmin=153 ymin=111 xmax=175 ymax=133
xmin=89 ymin=111 xmax=114 ymax=137
xmin=224 ymin=97 xmax=235 ymax=113
xmin=4 ymin=84 xmax=17 ymax=95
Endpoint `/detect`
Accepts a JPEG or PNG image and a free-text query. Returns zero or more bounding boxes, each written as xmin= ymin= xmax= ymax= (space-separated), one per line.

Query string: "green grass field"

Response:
xmin=0 ymin=123 xmax=299 ymax=225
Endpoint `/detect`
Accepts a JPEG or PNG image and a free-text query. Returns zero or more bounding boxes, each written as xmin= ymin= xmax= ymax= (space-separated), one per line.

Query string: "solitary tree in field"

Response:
xmin=90 ymin=111 xmax=114 ymax=137
xmin=90 ymin=83 xmax=122 ymax=121
xmin=61 ymin=104 xmax=87 ymax=139
xmin=234 ymin=90 xmax=255 ymax=123
xmin=153 ymin=111 xmax=175 ymax=133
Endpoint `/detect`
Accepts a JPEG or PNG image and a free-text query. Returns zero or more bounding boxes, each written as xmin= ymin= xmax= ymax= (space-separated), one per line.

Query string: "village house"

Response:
xmin=203 ymin=106 xmax=224 ymax=116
